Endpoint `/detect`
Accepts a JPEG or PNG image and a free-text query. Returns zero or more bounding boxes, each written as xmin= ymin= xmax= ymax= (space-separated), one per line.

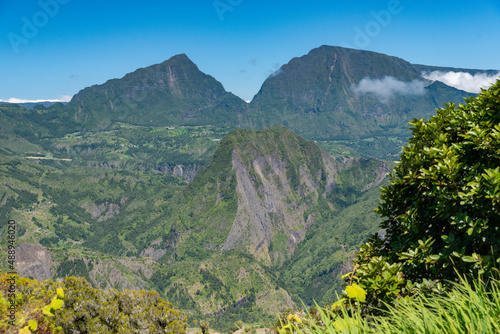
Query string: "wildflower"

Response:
xmin=287 ymin=313 xmax=302 ymax=323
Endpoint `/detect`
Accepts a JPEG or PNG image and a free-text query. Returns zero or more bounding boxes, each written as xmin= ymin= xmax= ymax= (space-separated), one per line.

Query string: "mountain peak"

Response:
xmin=162 ymin=53 xmax=196 ymax=66
xmin=67 ymin=53 xmax=246 ymax=130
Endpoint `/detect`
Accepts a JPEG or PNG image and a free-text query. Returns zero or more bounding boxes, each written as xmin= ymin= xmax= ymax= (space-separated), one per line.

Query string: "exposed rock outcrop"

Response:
xmin=81 ymin=199 xmax=125 ymax=221
xmin=16 ymin=243 xmax=53 ymax=280
xmin=222 ymin=148 xmax=349 ymax=264
xmin=157 ymin=163 xmax=200 ymax=182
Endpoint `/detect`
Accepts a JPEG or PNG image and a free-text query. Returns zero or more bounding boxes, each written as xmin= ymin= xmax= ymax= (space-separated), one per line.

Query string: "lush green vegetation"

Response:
xmin=1 ymin=46 xmax=493 ymax=332
xmin=0 ymin=125 xmax=387 ymax=331
xmin=282 ymin=183 xmax=386 ymax=306
xmin=0 ymin=273 xmax=187 ymax=333
xmin=0 ymin=155 xmax=187 ymax=256
xmin=275 ymin=278 xmax=500 ymax=334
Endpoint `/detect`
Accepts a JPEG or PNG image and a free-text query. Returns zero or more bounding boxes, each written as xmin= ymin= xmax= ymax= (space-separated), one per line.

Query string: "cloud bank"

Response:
xmin=0 ymin=95 xmax=72 ymax=103
xmin=421 ymin=71 xmax=500 ymax=93
xmin=352 ymin=76 xmax=426 ymax=102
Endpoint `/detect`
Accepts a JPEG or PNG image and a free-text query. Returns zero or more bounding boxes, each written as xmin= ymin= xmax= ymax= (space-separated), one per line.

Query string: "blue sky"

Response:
xmin=1 ymin=0 xmax=499 ymax=102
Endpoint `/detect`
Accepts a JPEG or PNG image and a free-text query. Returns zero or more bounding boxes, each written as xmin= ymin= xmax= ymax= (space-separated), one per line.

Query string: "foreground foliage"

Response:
xmin=0 ymin=273 xmax=187 ymax=334
xmin=277 ymin=277 xmax=500 ymax=333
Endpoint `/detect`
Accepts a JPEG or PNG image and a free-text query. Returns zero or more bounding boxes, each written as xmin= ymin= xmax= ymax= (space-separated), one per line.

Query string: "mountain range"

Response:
xmin=1 ymin=45 xmax=497 ymax=330
xmin=47 ymin=45 xmax=494 ymax=158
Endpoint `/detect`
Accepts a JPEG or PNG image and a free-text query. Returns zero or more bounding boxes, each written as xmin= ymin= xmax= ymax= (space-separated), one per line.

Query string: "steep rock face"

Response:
xmin=157 ymin=163 xmax=201 ymax=182
xmin=222 ymin=149 xmax=348 ymax=263
xmin=16 ymin=243 xmax=53 ymax=280
xmin=81 ymin=200 xmax=126 ymax=222
xmin=156 ymin=127 xmax=388 ymax=265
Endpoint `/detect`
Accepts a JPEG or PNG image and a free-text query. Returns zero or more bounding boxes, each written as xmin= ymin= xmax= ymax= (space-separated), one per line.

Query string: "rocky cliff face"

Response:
xmin=16 ymin=243 xmax=53 ymax=280
xmin=222 ymin=149 xmax=345 ymax=263
xmin=222 ymin=146 xmax=388 ymax=265
xmin=157 ymin=163 xmax=201 ymax=182
xmin=152 ymin=127 xmax=388 ymax=265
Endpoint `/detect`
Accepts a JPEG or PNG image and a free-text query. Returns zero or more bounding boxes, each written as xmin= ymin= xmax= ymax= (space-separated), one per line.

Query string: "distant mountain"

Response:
xmin=66 ymin=54 xmax=247 ymax=130
xmin=413 ymin=64 xmax=500 ymax=75
xmin=57 ymin=46 xmax=492 ymax=158
xmin=0 ymin=101 xmax=68 ymax=109
xmin=248 ymin=46 xmax=478 ymax=157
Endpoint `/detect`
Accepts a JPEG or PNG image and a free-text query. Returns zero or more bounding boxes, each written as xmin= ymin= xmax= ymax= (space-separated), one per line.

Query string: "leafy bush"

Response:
xmin=274 ymin=278 xmax=500 ymax=333
xmin=344 ymin=78 xmax=500 ymax=311
xmin=0 ymin=273 xmax=64 ymax=334
xmin=0 ymin=273 xmax=187 ymax=334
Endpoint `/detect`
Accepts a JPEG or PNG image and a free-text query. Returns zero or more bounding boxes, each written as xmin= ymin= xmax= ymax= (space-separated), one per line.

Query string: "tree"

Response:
xmin=346 ymin=78 xmax=500 ymax=312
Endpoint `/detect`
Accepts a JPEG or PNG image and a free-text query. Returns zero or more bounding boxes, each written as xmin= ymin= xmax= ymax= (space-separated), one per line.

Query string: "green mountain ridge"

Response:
xmin=66 ymin=53 xmax=248 ymax=130
xmin=151 ymin=127 xmax=388 ymax=264
xmin=133 ymin=127 xmax=389 ymax=326
xmin=248 ymin=46 xmax=477 ymax=158
xmin=38 ymin=45 xmax=488 ymax=159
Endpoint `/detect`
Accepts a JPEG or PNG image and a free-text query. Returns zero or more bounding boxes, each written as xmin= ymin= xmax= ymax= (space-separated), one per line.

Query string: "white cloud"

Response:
xmin=0 ymin=95 xmax=72 ymax=103
xmin=352 ymin=76 xmax=426 ymax=102
xmin=421 ymin=71 xmax=500 ymax=93
xmin=59 ymin=95 xmax=73 ymax=102
xmin=267 ymin=64 xmax=283 ymax=78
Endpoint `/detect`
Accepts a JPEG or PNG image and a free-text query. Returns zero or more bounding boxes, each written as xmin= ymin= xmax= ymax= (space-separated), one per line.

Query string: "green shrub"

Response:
xmin=0 ymin=273 xmax=187 ymax=334
xmin=345 ymin=78 xmax=500 ymax=312
xmin=273 ymin=278 xmax=500 ymax=333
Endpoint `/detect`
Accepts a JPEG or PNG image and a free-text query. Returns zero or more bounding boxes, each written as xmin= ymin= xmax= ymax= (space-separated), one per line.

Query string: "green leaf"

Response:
xmin=28 ymin=319 xmax=38 ymax=331
xmin=19 ymin=326 xmax=32 ymax=334
xmin=462 ymin=256 xmax=478 ymax=263
xmin=42 ymin=304 xmax=55 ymax=317
xmin=50 ymin=297 xmax=63 ymax=310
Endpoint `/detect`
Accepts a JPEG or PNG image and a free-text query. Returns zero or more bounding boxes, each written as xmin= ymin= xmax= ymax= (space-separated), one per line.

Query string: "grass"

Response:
xmin=279 ymin=277 xmax=500 ymax=334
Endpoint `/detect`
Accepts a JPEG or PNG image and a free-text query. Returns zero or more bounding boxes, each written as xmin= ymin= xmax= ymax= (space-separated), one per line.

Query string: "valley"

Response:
xmin=0 ymin=45 xmax=493 ymax=331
